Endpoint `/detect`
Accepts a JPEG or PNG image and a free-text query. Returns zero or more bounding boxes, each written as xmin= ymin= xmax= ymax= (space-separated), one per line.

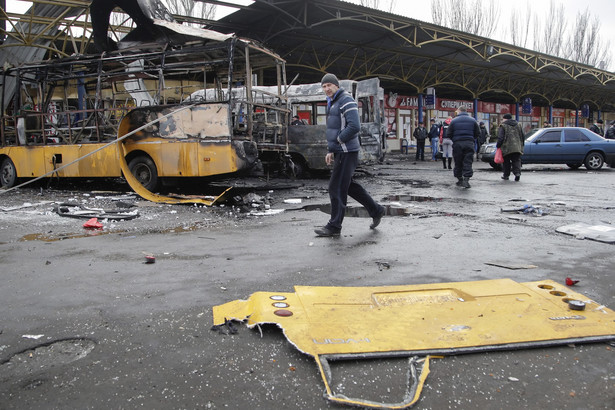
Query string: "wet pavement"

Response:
xmin=1 ymin=154 xmax=614 ymax=409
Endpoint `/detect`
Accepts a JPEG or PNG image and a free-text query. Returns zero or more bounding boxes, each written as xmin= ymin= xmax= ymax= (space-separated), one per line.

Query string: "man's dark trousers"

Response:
xmin=452 ymin=140 xmax=475 ymax=178
xmin=415 ymin=139 xmax=425 ymax=160
xmin=326 ymin=152 xmax=380 ymax=231
xmin=503 ymin=152 xmax=522 ymax=178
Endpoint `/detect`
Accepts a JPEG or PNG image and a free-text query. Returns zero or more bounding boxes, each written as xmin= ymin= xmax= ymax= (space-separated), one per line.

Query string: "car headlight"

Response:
xmin=484 ymin=146 xmax=496 ymax=154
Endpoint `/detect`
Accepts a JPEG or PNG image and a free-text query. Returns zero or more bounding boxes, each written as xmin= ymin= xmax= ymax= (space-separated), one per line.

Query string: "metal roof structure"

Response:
xmin=210 ymin=0 xmax=615 ymax=112
xmin=2 ymin=0 xmax=615 ymax=112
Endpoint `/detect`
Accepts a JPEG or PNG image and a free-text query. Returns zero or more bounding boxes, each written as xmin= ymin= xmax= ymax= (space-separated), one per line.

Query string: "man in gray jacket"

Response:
xmin=314 ymin=73 xmax=385 ymax=237
xmin=447 ymin=106 xmax=481 ymax=188
xmin=496 ymin=113 xmax=525 ymax=181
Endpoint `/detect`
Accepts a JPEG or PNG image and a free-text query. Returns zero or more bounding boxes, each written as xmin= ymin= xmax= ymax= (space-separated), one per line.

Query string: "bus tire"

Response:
xmin=1 ymin=157 xmax=17 ymax=188
xmin=128 ymin=156 xmax=159 ymax=191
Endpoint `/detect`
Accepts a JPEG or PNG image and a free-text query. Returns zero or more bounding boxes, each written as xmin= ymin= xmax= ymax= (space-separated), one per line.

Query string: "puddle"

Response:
xmin=20 ymin=231 xmax=110 ymax=242
xmin=386 ymin=195 xmax=443 ymax=203
xmin=1 ymin=338 xmax=96 ymax=379
xmin=19 ymin=223 xmax=206 ymax=242
xmin=301 ymin=204 xmax=451 ymax=219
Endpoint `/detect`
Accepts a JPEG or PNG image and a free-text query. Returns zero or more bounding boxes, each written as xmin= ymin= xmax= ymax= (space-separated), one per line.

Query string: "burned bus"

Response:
xmin=0 ymin=21 xmax=289 ymax=191
xmin=284 ymin=78 xmax=386 ymax=175
xmin=187 ymin=78 xmax=386 ymax=176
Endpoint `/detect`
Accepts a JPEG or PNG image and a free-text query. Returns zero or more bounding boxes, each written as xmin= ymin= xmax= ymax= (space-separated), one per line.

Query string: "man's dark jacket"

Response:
xmin=446 ymin=112 xmax=480 ymax=143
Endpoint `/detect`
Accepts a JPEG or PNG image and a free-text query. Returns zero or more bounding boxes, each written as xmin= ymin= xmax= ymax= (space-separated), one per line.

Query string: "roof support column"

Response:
xmin=575 ymin=108 xmax=579 ymax=127
xmin=418 ymin=93 xmax=424 ymax=125
xmin=473 ymin=98 xmax=478 ymax=119
xmin=548 ymin=106 xmax=553 ymax=124
xmin=515 ymin=102 xmax=520 ymax=121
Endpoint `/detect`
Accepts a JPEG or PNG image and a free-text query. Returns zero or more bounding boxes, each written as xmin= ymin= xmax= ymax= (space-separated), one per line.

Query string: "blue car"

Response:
xmin=479 ymin=127 xmax=615 ymax=170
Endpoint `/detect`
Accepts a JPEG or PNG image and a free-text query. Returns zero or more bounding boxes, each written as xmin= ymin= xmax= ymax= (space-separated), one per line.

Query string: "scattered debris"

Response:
xmin=55 ymin=202 xmax=139 ymax=220
xmin=210 ymin=318 xmax=238 ymax=335
xmin=485 ymin=262 xmax=537 ymax=270
xmin=22 ymin=334 xmax=45 ymax=339
xmin=501 ymin=204 xmax=549 ymax=216
xmin=1 ymin=201 xmax=53 ymax=212
xmin=283 ymin=198 xmax=302 ymax=204
xmin=566 ymin=277 xmax=580 ymax=286
xmin=556 ymin=223 xmax=615 ymax=244
xmin=249 ymin=209 xmax=285 ymax=216
xmin=83 ymin=218 xmax=103 ymax=229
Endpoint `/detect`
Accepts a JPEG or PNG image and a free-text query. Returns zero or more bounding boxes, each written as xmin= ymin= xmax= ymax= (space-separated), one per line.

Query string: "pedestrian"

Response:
xmin=543 ymin=120 xmax=552 ymax=128
xmin=314 ymin=73 xmax=385 ymax=237
xmin=439 ymin=116 xmax=453 ymax=169
xmin=606 ymin=121 xmax=615 ymax=139
xmin=477 ymin=121 xmax=489 ymax=159
xmin=428 ymin=118 xmax=440 ymax=161
xmin=589 ymin=119 xmax=604 ymax=136
xmin=413 ymin=121 xmax=428 ymax=161
xmin=447 ymin=106 xmax=480 ymax=188
xmin=497 ymin=113 xmax=525 ymax=182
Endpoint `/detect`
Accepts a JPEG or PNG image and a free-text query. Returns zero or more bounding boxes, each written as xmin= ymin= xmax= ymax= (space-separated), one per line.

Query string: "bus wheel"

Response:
xmin=128 ymin=156 xmax=159 ymax=191
xmin=1 ymin=157 xmax=17 ymax=188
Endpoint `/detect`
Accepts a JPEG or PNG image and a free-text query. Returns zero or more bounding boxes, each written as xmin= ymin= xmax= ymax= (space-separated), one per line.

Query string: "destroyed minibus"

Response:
xmin=0 ymin=21 xmax=290 ymax=191
xmin=187 ymin=78 xmax=387 ymax=176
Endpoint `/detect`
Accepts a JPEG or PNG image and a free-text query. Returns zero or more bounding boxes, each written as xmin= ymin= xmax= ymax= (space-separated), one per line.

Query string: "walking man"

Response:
xmin=477 ymin=121 xmax=489 ymax=159
xmin=497 ymin=113 xmax=525 ymax=181
xmin=428 ymin=118 xmax=440 ymax=161
xmin=413 ymin=122 xmax=428 ymax=161
xmin=314 ymin=73 xmax=385 ymax=237
xmin=447 ymin=106 xmax=480 ymax=188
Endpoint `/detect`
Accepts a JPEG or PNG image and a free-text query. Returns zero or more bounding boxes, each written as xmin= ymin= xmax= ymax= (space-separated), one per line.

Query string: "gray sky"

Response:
xmin=396 ymin=0 xmax=615 ymax=48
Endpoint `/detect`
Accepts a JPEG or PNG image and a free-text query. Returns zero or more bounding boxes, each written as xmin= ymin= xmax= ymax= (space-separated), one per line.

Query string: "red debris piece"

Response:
xmin=83 ymin=218 xmax=103 ymax=229
xmin=565 ymin=277 xmax=580 ymax=286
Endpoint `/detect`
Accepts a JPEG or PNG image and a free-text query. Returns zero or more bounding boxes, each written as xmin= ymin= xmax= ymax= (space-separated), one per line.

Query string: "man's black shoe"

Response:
xmin=514 ymin=175 xmax=520 ymax=182
xmin=501 ymin=176 xmax=509 ymax=180
xmin=314 ymin=226 xmax=341 ymax=237
xmin=370 ymin=206 xmax=386 ymax=229
xmin=456 ymin=178 xmax=463 ymax=186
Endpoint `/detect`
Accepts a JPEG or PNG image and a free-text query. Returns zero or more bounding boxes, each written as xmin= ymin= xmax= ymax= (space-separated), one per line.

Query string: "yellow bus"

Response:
xmin=0 ymin=22 xmax=289 ymax=192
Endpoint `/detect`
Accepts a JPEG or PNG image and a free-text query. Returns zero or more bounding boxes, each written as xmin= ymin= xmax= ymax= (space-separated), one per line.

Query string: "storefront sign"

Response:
xmin=439 ymin=99 xmax=473 ymax=110
xmin=385 ymin=93 xmax=419 ymax=109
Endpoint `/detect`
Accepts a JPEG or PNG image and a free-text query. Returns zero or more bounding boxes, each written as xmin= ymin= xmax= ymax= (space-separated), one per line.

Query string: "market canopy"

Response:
xmin=2 ymin=0 xmax=615 ymax=111
xmin=210 ymin=0 xmax=615 ymax=112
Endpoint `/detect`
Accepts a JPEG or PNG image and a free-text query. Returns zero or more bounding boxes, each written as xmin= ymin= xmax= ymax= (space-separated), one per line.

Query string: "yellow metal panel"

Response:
xmin=213 ymin=279 xmax=615 ymax=357
xmin=214 ymin=279 xmax=615 ymax=409
xmin=117 ymin=142 xmax=231 ymax=205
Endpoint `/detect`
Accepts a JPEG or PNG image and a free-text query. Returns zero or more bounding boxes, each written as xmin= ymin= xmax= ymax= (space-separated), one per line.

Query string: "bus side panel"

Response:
xmin=198 ymin=140 xmax=258 ymax=176
xmin=287 ymin=124 xmax=328 ymax=169
xmin=120 ymin=103 xmax=257 ymax=177
xmin=0 ymin=145 xmax=122 ymax=178
xmin=1 ymin=147 xmax=48 ymax=178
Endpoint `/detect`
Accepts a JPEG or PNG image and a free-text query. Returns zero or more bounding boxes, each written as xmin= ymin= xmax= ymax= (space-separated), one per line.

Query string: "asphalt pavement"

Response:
xmin=1 ymin=154 xmax=614 ymax=409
